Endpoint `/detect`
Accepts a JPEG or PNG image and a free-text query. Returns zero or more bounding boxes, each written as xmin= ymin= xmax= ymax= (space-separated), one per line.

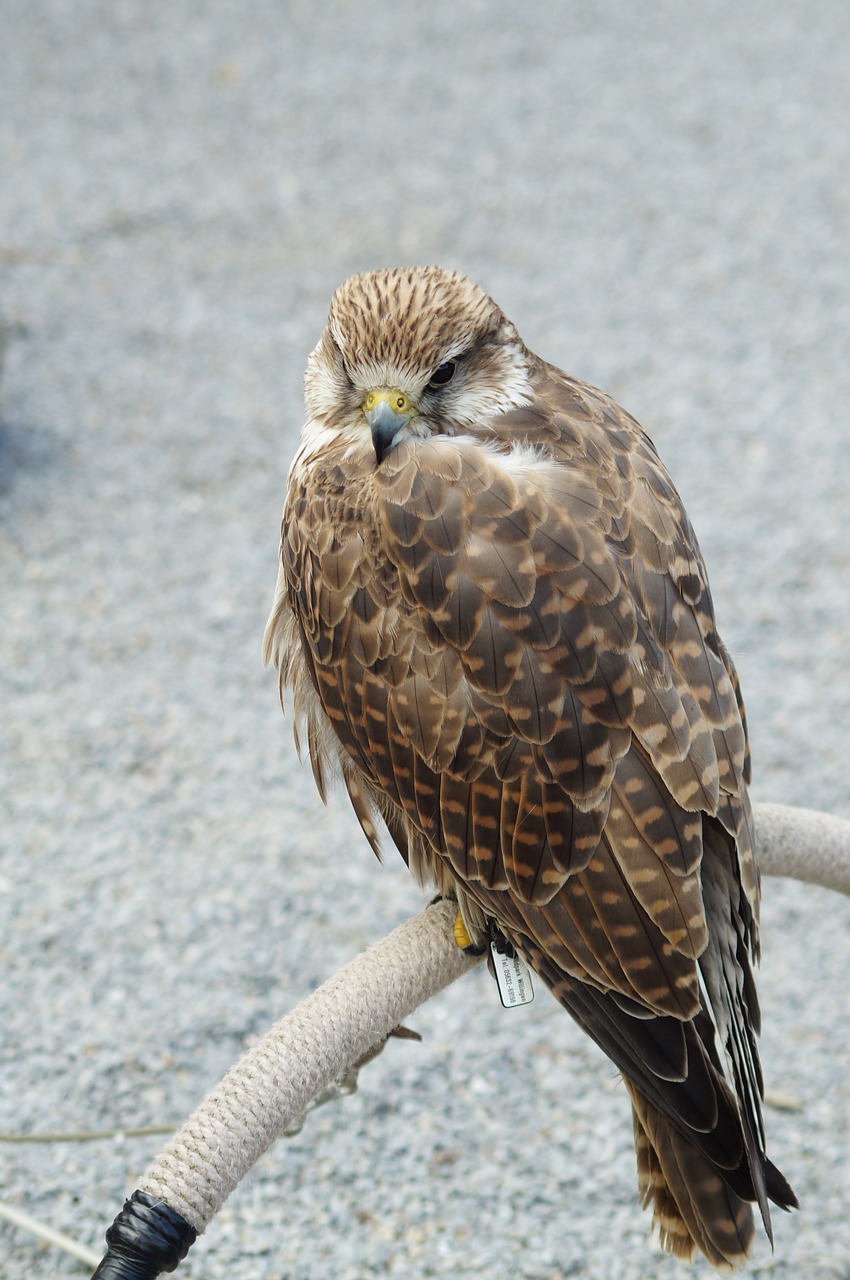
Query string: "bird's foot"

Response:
xmin=453 ymin=908 xmax=488 ymax=956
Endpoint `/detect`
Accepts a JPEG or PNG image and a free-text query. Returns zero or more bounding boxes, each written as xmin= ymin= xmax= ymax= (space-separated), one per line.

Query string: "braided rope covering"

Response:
xmin=755 ymin=802 xmax=850 ymax=896
xmin=137 ymin=897 xmax=481 ymax=1233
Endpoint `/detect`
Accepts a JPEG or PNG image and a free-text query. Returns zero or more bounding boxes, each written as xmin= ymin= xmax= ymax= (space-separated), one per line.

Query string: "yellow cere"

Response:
xmin=362 ymin=387 xmax=414 ymax=416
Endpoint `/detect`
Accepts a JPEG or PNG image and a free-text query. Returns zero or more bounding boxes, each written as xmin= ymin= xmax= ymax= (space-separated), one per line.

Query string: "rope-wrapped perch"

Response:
xmin=89 ymin=802 xmax=850 ymax=1278
xmin=752 ymin=802 xmax=850 ymax=896
xmin=139 ymin=897 xmax=479 ymax=1231
xmin=91 ymin=898 xmax=480 ymax=1277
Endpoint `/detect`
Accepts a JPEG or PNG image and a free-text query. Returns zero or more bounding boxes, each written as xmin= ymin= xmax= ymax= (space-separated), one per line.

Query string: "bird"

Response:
xmin=263 ymin=265 xmax=796 ymax=1269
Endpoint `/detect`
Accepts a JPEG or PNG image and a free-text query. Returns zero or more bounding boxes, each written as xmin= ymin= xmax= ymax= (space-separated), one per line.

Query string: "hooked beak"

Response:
xmin=362 ymin=387 xmax=415 ymax=464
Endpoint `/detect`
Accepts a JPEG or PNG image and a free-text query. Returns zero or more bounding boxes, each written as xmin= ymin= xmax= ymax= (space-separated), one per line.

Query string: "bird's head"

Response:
xmin=302 ymin=266 xmax=533 ymax=464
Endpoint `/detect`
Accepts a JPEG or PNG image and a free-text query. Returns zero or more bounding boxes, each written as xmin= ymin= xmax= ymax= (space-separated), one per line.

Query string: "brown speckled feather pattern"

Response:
xmin=264 ymin=267 xmax=794 ymax=1269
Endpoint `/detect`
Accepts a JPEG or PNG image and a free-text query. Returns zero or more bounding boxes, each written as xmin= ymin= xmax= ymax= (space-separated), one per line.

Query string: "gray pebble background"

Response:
xmin=2 ymin=3 xmax=850 ymax=1277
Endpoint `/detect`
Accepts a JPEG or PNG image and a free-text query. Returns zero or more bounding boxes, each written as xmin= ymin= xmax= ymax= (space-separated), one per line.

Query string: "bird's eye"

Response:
xmin=428 ymin=361 xmax=456 ymax=389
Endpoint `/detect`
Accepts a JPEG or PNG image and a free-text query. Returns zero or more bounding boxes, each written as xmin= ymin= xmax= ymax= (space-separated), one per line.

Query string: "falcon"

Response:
xmin=263 ymin=266 xmax=795 ymax=1268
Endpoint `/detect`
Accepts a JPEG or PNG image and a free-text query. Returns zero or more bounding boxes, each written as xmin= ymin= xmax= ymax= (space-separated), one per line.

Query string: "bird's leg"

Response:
xmin=488 ymin=927 xmax=517 ymax=960
xmin=486 ymin=924 xmax=517 ymax=983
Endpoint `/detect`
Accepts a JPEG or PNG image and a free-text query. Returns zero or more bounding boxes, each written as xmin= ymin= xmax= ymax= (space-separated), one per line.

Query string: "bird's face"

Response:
xmin=301 ymin=266 xmax=534 ymax=464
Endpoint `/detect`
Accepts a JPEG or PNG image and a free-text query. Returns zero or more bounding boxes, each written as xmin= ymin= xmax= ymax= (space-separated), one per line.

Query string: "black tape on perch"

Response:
xmin=90 ymin=1191 xmax=196 ymax=1279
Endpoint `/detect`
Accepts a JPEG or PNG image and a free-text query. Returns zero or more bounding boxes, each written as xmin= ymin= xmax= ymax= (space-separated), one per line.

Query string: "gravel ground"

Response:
xmin=2 ymin=3 xmax=850 ymax=1278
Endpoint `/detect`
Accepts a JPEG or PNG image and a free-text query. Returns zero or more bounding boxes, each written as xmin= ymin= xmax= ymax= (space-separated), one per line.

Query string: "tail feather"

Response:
xmin=629 ymin=1082 xmax=755 ymax=1272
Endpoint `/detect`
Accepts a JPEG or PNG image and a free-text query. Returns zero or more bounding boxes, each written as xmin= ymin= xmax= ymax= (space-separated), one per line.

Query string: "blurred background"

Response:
xmin=2 ymin=2 xmax=849 ymax=1277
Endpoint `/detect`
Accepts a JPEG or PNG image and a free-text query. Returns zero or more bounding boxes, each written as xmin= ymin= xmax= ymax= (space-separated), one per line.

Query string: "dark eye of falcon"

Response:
xmin=427 ymin=361 xmax=456 ymax=389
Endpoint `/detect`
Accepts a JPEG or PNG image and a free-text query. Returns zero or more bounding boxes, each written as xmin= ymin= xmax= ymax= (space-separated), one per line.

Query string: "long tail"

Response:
xmin=627 ymin=1081 xmax=755 ymax=1272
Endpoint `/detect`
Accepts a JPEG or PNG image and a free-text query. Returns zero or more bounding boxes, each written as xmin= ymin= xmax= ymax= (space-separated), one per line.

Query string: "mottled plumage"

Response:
xmin=264 ymin=266 xmax=795 ymax=1269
